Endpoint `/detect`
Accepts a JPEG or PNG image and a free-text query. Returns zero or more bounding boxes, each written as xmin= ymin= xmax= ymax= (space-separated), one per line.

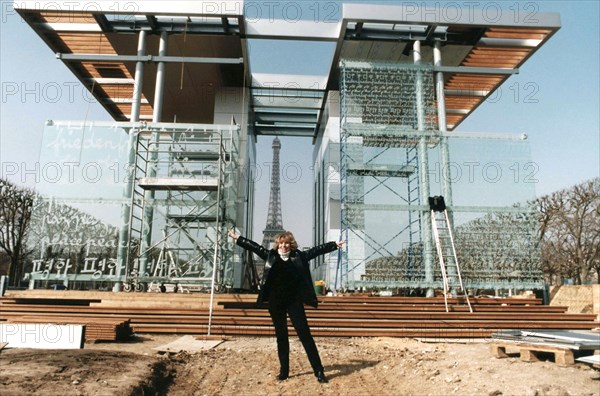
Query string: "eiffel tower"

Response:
xmin=262 ymin=137 xmax=285 ymax=249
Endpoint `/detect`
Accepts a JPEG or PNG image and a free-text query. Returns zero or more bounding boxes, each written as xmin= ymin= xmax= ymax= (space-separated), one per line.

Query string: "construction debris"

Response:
xmin=492 ymin=330 xmax=600 ymax=349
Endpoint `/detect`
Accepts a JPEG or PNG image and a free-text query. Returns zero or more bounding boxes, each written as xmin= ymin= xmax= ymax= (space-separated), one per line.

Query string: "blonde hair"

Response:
xmin=273 ymin=231 xmax=298 ymax=250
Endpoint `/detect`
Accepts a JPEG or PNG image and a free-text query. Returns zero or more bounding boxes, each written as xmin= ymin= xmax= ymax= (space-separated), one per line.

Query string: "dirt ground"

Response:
xmin=0 ymin=334 xmax=598 ymax=396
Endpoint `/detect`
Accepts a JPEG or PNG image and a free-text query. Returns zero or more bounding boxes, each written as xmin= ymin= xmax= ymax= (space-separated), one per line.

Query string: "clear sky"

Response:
xmin=1 ymin=1 xmax=599 ymax=248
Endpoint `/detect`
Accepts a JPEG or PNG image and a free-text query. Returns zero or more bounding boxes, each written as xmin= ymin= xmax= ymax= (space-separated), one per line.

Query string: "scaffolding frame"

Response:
xmin=124 ymin=122 xmax=240 ymax=292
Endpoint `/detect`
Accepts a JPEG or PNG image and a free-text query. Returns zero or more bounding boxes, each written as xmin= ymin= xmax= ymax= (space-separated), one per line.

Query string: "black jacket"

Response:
xmin=236 ymin=237 xmax=338 ymax=308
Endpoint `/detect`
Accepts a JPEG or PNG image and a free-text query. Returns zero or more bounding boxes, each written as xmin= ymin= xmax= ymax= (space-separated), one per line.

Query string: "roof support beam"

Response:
xmin=93 ymin=15 xmax=113 ymax=32
xmin=433 ymin=66 xmax=519 ymax=75
xmin=424 ymin=25 xmax=437 ymax=41
xmin=56 ymin=53 xmax=243 ymax=64
xmin=146 ymin=15 xmax=159 ymax=31
xmin=445 ymin=89 xmax=489 ymax=97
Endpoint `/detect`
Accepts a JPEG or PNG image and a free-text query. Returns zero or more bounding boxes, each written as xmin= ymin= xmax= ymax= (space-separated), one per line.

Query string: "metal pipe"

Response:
xmin=414 ymin=40 xmax=435 ymax=298
xmin=130 ymin=30 xmax=147 ymax=123
xmin=140 ymin=31 xmax=169 ymax=276
xmin=434 ymin=41 xmax=453 ymax=206
xmin=153 ymin=32 xmax=168 ymax=123
xmin=116 ymin=30 xmax=147 ymax=292
xmin=208 ymin=133 xmax=225 ymax=336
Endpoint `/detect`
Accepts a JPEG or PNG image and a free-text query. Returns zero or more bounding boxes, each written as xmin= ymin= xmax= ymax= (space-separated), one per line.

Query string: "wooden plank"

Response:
xmin=490 ymin=344 xmax=510 ymax=358
xmin=2 ymin=307 xmax=590 ymax=322
xmin=0 ymin=302 xmax=568 ymax=315
xmin=1 ymin=293 xmax=592 ymax=340
xmin=2 ymin=291 xmax=542 ymax=305
xmin=131 ymin=323 xmax=492 ymax=338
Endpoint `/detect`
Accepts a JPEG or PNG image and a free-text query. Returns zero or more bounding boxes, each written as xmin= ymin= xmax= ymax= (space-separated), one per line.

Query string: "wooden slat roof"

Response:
xmin=16 ymin=4 xmax=560 ymax=134
xmin=17 ymin=8 xmax=245 ymax=123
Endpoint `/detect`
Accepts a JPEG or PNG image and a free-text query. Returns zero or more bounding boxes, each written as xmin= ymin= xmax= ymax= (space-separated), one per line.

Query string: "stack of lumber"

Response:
xmin=5 ymin=316 xmax=131 ymax=342
xmin=1 ymin=290 xmax=598 ymax=339
xmin=0 ymin=293 xmax=132 ymax=342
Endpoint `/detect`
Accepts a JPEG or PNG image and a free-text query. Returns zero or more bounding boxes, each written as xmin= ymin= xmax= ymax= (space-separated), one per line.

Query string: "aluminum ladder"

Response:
xmin=429 ymin=196 xmax=472 ymax=313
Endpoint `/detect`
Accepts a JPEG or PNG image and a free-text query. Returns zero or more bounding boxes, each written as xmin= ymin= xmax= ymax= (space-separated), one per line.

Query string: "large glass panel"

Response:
xmin=26 ymin=121 xmax=241 ymax=291
xmin=339 ymin=61 xmax=542 ymax=292
xmin=28 ymin=122 xmax=128 ymax=288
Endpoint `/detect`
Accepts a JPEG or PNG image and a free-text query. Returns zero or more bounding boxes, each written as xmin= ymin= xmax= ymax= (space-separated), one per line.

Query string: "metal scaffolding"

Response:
xmin=124 ymin=122 xmax=240 ymax=292
xmin=338 ymin=60 xmax=543 ymax=292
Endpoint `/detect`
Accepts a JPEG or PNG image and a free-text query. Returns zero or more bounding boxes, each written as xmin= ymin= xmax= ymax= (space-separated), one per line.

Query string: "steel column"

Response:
xmin=130 ymin=31 xmax=146 ymax=122
xmin=434 ymin=41 xmax=453 ymax=207
xmin=152 ymin=32 xmax=168 ymax=123
xmin=414 ymin=40 xmax=435 ymax=297
xmin=434 ymin=42 xmax=458 ymax=294
xmin=116 ymin=30 xmax=147 ymax=291
xmin=140 ymin=31 xmax=168 ymax=276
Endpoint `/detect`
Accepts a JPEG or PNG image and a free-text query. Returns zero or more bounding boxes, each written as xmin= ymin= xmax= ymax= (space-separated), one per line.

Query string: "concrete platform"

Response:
xmin=153 ymin=335 xmax=223 ymax=354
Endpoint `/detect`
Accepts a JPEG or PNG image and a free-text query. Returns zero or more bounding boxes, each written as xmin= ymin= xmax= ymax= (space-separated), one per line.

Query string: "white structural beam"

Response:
xmin=342 ymin=3 xmax=561 ymax=28
xmin=244 ymin=19 xmax=341 ymax=41
xmin=34 ymin=22 xmax=101 ymax=32
xmin=14 ymin=1 xmax=244 ymax=17
xmin=478 ymin=38 xmax=543 ymax=47
xmin=87 ymin=78 xmax=135 ymax=84
xmin=251 ymin=73 xmax=329 ymax=90
xmin=57 ymin=53 xmax=243 ymax=64
xmin=445 ymin=89 xmax=489 ymax=97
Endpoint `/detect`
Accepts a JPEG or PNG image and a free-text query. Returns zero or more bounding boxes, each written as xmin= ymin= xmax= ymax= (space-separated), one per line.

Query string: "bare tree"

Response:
xmin=453 ymin=207 xmax=542 ymax=287
xmin=361 ymin=178 xmax=600 ymax=289
xmin=0 ymin=179 xmax=35 ymax=286
xmin=536 ymin=178 xmax=600 ymax=284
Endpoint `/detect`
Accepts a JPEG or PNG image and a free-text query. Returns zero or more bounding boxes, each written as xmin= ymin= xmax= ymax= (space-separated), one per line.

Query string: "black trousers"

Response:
xmin=268 ymin=299 xmax=324 ymax=375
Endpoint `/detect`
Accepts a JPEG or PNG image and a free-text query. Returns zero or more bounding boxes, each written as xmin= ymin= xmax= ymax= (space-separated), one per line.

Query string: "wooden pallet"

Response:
xmin=490 ymin=342 xmax=576 ymax=366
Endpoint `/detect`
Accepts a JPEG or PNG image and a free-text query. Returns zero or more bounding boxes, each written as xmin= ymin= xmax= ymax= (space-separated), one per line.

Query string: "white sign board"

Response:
xmin=0 ymin=323 xmax=84 ymax=349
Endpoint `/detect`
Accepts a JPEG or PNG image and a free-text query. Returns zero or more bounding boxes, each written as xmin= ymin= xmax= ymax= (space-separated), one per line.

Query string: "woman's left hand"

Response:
xmin=336 ymin=240 xmax=346 ymax=248
xmin=228 ymin=230 xmax=239 ymax=240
